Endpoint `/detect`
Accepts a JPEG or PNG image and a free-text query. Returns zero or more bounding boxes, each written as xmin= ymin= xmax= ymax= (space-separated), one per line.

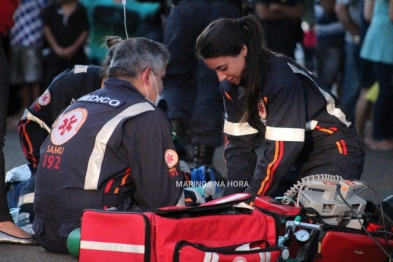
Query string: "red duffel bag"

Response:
xmin=79 ymin=193 xmax=281 ymax=262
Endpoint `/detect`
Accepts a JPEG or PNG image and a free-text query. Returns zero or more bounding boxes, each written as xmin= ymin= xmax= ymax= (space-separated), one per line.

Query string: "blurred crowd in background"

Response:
xmin=3 ymin=0 xmax=393 ymax=159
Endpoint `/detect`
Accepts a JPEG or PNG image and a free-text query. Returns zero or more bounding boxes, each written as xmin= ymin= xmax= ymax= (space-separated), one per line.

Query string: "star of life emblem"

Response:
xmin=51 ymin=108 xmax=88 ymax=145
xmin=258 ymin=99 xmax=267 ymax=125
xmin=38 ymin=89 xmax=51 ymax=106
xmin=165 ymin=149 xmax=178 ymax=168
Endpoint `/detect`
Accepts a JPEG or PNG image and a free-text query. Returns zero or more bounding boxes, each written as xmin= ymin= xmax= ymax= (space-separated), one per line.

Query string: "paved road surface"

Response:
xmin=1 ymin=126 xmax=392 ymax=261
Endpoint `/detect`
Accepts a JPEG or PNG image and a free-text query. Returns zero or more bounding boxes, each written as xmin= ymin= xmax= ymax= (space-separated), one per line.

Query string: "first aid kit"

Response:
xmin=78 ymin=193 xmax=282 ymax=262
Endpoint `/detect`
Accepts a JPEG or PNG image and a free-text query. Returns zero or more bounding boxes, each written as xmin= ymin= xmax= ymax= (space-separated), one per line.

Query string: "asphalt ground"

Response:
xmin=1 ymin=125 xmax=393 ymax=261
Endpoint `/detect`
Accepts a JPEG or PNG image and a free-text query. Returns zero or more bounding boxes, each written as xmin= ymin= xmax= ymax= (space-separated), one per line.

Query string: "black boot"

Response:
xmin=193 ymin=145 xmax=225 ymax=182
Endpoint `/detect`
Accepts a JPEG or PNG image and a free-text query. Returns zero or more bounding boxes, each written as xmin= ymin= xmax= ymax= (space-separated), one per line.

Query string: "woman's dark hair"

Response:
xmin=196 ymin=15 xmax=274 ymax=122
xmin=100 ymin=36 xmax=123 ymax=78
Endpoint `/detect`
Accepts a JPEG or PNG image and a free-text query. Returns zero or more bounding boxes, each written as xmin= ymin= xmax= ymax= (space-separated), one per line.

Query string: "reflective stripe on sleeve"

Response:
xmin=265 ymin=126 xmax=305 ymax=142
xmin=21 ymin=108 xmax=51 ymax=133
xmin=287 ymin=63 xmax=351 ymax=127
xmin=84 ymin=102 xmax=154 ymax=190
xmin=223 ymin=119 xmax=259 ymax=136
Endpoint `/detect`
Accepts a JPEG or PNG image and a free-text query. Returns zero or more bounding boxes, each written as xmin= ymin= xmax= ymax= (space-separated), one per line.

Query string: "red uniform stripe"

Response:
xmin=104 ymin=179 xmax=114 ymax=194
xmin=121 ymin=167 xmax=131 ymax=186
xmin=224 ymin=135 xmax=229 ymax=165
xmin=335 ymin=141 xmax=343 ymax=154
xmin=114 ymin=167 xmax=131 ymax=193
xmin=257 ymin=140 xmax=284 ymax=196
xmin=315 ymin=125 xmax=334 ymax=134
xmin=19 ymin=120 xmax=38 ymax=168
xmin=340 ymin=139 xmax=348 ymax=155
xmin=18 ymin=121 xmax=29 ymax=159
xmin=103 ymin=179 xmax=114 ymax=210
xmin=224 ymin=92 xmax=234 ymax=102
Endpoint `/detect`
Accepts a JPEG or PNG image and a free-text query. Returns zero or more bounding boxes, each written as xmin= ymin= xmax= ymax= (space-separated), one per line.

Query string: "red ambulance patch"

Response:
xmin=38 ymin=89 xmax=51 ymax=106
xmin=51 ymin=108 xmax=88 ymax=145
xmin=258 ymin=99 xmax=267 ymax=119
xmin=165 ymin=149 xmax=178 ymax=168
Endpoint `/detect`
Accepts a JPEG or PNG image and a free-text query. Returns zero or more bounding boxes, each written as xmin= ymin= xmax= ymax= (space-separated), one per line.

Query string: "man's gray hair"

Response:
xmin=108 ymin=37 xmax=170 ymax=78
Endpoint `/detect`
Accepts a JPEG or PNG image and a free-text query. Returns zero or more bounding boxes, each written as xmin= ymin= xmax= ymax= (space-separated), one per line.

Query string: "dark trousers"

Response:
xmin=162 ymin=0 xmax=241 ymax=147
xmin=0 ymin=35 xmax=13 ymax=222
xmin=44 ymin=50 xmax=87 ymax=89
xmin=372 ymin=62 xmax=393 ymax=140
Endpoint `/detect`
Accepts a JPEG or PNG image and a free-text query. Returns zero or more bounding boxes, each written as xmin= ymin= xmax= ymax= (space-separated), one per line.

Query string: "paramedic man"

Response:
xmin=14 ymin=37 xmax=122 ymax=221
xmin=195 ymin=15 xmax=365 ymax=199
xmin=33 ymin=37 xmax=185 ymax=254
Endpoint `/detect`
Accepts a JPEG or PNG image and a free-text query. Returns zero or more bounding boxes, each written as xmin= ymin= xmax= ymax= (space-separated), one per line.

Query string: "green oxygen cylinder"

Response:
xmin=67 ymin=227 xmax=81 ymax=258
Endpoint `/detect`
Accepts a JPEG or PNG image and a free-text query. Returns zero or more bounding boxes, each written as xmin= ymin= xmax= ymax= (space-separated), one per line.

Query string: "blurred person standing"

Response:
xmin=80 ymin=0 xmax=161 ymax=65
xmin=8 ymin=0 xmax=49 ymax=124
xmin=360 ymin=0 xmax=393 ymax=150
xmin=42 ymin=0 xmax=89 ymax=88
xmin=137 ymin=0 xmax=167 ymax=43
xmin=0 ymin=0 xmax=37 ymax=244
xmin=162 ymin=0 xmax=243 ymax=175
xmin=353 ymin=0 xmax=375 ymax=139
xmin=314 ymin=0 xmax=345 ymax=91
xmin=254 ymin=0 xmax=305 ymax=59
xmin=335 ymin=0 xmax=363 ymax=122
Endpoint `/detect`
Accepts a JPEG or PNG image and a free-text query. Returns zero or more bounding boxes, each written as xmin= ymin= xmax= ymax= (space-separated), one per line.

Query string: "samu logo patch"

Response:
xmin=165 ymin=149 xmax=178 ymax=168
xmin=258 ymin=98 xmax=267 ymax=125
xmin=51 ymin=108 xmax=88 ymax=145
xmin=38 ymin=89 xmax=51 ymax=106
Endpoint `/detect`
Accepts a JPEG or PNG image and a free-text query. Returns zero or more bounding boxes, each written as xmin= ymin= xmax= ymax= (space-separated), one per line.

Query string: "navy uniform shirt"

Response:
xmin=25 ymin=65 xmax=102 ymax=130
xmin=222 ymin=55 xmax=364 ymax=198
xmin=35 ymin=77 xmax=183 ymax=210
xmin=33 ymin=77 xmax=184 ymax=254
xmin=18 ymin=65 xmax=102 ymax=172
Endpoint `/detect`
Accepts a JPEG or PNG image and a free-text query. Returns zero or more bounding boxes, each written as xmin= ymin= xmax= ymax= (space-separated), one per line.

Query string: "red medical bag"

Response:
xmin=79 ymin=193 xmax=281 ymax=262
xmin=309 ymin=225 xmax=393 ymax=262
xmin=79 ymin=211 xmax=152 ymax=262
